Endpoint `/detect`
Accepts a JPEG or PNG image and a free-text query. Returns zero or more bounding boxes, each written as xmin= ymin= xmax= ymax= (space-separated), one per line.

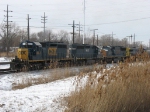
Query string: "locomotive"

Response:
xmin=10 ymin=40 xmax=139 ymax=71
xmin=10 ymin=40 xmax=68 ymax=71
xmin=70 ymin=43 xmax=103 ymax=64
xmin=10 ymin=40 xmax=102 ymax=71
xmin=101 ymin=46 xmax=127 ymax=63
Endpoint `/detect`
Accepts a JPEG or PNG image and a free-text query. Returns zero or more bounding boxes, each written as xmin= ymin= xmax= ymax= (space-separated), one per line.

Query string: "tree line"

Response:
xmin=0 ymin=22 xmax=143 ymax=52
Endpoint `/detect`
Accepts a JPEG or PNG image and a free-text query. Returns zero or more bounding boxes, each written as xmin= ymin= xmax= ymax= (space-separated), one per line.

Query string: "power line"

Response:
xmin=3 ymin=1 xmax=81 ymax=6
xmin=86 ymin=16 xmax=150 ymax=26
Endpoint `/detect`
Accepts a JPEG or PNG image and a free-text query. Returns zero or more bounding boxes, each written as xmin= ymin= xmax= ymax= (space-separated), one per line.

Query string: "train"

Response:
xmin=10 ymin=40 xmax=145 ymax=71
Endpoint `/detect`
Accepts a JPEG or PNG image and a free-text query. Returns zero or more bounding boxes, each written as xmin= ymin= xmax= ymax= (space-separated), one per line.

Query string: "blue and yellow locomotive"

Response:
xmin=10 ymin=40 xmax=68 ymax=71
xmin=10 ymin=40 xmax=141 ymax=71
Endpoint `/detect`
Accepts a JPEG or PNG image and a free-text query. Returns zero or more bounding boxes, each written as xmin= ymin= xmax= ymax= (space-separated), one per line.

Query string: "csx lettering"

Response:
xmin=48 ymin=48 xmax=56 ymax=55
xmin=19 ymin=51 xmax=26 ymax=55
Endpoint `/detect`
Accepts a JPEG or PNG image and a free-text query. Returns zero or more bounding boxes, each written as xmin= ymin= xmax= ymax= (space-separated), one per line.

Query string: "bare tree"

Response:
xmin=37 ymin=31 xmax=44 ymax=42
xmin=100 ymin=35 xmax=112 ymax=46
xmin=0 ymin=23 xmax=6 ymax=51
xmin=56 ymin=30 xmax=70 ymax=44
xmin=19 ymin=30 xmax=28 ymax=42
xmin=0 ymin=23 xmax=20 ymax=53
xmin=30 ymin=33 xmax=38 ymax=41
xmin=74 ymin=33 xmax=83 ymax=44
xmin=37 ymin=29 xmax=56 ymax=42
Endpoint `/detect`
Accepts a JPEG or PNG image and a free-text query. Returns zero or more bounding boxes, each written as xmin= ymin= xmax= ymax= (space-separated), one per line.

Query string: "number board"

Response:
xmin=48 ymin=47 xmax=57 ymax=55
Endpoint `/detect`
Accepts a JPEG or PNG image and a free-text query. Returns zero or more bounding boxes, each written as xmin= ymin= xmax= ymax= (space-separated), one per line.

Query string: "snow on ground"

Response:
xmin=0 ymin=57 xmax=109 ymax=112
xmin=0 ymin=57 xmax=96 ymax=112
xmin=0 ymin=66 xmax=83 ymax=90
xmin=0 ymin=76 xmax=77 ymax=112
xmin=0 ymin=71 xmax=93 ymax=112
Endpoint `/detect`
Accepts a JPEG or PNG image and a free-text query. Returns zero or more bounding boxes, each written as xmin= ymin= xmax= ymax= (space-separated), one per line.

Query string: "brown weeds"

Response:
xmin=65 ymin=53 xmax=150 ymax=112
xmin=12 ymin=67 xmax=76 ymax=90
xmin=0 ymin=52 xmax=16 ymax=57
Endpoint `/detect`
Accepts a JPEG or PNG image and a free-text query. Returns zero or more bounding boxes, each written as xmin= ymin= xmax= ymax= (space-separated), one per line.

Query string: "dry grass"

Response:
xmin=12 ymin=67 xmax=76 ymax=90
xmin=0 ymin=52 xmax=16 ymax=57
xmin=64 ymin=52 xmax=150 ymax=112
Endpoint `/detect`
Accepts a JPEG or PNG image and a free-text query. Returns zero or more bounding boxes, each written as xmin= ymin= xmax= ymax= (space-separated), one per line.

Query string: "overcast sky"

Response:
xmin=0 ymin=0 xmax=150 ymax=45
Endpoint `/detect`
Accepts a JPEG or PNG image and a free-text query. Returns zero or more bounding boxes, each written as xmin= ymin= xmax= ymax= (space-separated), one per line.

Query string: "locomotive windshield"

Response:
xmin=20 ymin=42 xmax=33 ymax=48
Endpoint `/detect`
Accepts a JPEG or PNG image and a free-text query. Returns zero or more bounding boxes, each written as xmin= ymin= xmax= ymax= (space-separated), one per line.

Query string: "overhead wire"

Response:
xmin=2 ymin=0 xmax=148 ymax=21
xmin=86 ymin=16 xmax=150 ymax=26
xmin=0 ymin=0 xmax=150 ymax=34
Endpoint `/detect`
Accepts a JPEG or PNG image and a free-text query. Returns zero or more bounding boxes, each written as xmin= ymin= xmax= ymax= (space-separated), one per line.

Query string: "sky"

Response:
xmin=0 ymin=0 xmax=150 ymax=45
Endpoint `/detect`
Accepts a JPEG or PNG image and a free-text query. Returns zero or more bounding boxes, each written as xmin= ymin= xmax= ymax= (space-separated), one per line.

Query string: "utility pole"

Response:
xmin=49 ymin=32 xmax=50 ymax=42
xmin=124 ymin=38 xmax=128 ymax=47
xmin=97 ymin=34 xmax=98 ymax=46
xmin=130 ymin=34 xmax=133 ymax=47
xmin=131 ymin=35 xmax=132 ymax=46
xmin=134 ymin=33 xmax=135 ymax=47
xmin=111 ymin=32 xmax=116 ymax=46
xmin=41 ymin=12 xmax=47 ymax=41
xmin=149 ymin=39 xmax=150 ymax=49
xmin=90 ymin=29 xmax=98 ymax=45
xmin=68 ymin=20 xmax=78 ymax=44
xmin=83 ymin=0 xmax=86 ymax=44
xmin=76 ymin=22 xmax=83 ymax=40
xmin=126 ymin=35 xmax=133 ymax=47
xmin=4 ymin=5 xmax=13 ymax=55
xmin=27 ymin=14 xmax=31 ymax=41
xmin=140 ymin=41 xmax=143 ymax=45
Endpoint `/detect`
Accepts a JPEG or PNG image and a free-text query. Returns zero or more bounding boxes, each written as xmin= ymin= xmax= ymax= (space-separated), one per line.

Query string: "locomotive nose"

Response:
xmin=17 ymin=48 xmax=28 ymax=60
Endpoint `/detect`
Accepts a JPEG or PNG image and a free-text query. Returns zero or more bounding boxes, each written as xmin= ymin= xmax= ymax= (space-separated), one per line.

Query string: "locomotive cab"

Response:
xmin=19 ymin=40 xmax=42 ymax=60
